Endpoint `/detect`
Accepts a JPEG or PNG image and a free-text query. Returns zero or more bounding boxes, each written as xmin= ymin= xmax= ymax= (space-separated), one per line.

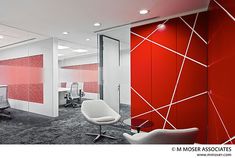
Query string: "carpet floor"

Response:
xmin=0 ymin=104 xmax=131 ymax=144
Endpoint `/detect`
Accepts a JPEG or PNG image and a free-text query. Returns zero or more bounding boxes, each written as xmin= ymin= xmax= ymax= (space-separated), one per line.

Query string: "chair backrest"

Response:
xmin=70 ymin=82 xmax=79 ymax=98
xmin=77 ymin=82 xmax=84 ymax=91
xmin=81 ymin=100 xmax=116 ymax=118
xmin=66 ymin=82 xmax=73 ymax=89
xmin=0 ymin=85 xmax=9 ymax=107
xmin=142 ymin=128 xmax=199 ymax=144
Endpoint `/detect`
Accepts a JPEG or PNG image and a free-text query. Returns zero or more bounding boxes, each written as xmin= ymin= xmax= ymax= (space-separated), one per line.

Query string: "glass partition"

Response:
xmin=57 ymin=40 xmax=98 ymax=111
xmin=98 ymin=25 xmax=131 ymax=116
xmin=99 ymin=35 xmax=120 ymax=113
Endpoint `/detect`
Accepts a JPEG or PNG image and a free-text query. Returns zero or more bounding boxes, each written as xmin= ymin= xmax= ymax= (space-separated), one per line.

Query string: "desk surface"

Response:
xmin=0 ymin=85 xmax=8 ymax=87
xmin=58 ymin=87 xmax=70 ymax=92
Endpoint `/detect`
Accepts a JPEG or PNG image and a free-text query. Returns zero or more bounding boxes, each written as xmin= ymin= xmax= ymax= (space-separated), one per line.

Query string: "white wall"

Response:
xmin=119 ymin=48 xmax=130 ymax=105
xmin=59 ymin=54 xmax=97 ymax=67
xmin=0 ymin=38 xmax=58 ymax=117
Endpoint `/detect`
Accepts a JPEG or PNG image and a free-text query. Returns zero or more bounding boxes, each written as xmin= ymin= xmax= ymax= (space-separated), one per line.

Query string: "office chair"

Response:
xmin=64 ymin=82 xmax=84 ymax=108
xmin=0 ymin=85 xmax=11 ymax=119
xmin=77 ymin=82 xmax=84 ymax=93
xmin=77 ymin=82 xmax=85 ymax=103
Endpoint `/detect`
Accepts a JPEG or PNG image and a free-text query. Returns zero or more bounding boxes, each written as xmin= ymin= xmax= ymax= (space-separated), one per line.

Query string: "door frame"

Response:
xmin=98 ymin=34 xmax=121 ymax=111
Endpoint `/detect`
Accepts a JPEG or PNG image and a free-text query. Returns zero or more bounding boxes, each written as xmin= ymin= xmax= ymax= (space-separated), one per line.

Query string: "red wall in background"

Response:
xmin=0 ymin=55 xmax=43 ymax=104
xmin=131 ymin=0 xmax=235 ymax=144
xmin=131 ymin=12 xmax=208 ymax=143
xmin=62 ymin=63 xmax=98 ymax=93
xmin=208 ymin=0 xmax=235 ymax=144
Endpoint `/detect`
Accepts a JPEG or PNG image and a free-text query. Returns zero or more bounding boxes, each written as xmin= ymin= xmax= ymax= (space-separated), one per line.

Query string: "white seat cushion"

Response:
xmin=93 ymin=116 xmax=115 ymax=122
xmin=131 ymin=133 xmax=148 ymax=139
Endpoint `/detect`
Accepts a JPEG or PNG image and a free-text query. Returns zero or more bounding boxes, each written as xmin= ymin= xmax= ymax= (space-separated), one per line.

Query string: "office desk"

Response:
xmin=0 ymin=85 xmax=8 ymax=87
xmin=58 ymin=88 xmax=70 ymax=105
xmin=58 ymin=87 xmax=70 ymax=92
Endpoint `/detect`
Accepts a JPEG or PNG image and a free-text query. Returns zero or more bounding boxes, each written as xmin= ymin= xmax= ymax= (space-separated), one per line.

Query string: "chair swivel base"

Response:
xmin=64 ymin=102 xmax=80 ymax=108
xmin=0 ymin=110 xmax=11 ymax=119
xmin=86 ymin=125 xmax=117 ymax=142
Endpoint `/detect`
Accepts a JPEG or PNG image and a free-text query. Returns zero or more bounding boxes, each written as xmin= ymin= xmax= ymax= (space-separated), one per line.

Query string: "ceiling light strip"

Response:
xmin=0 ymin=38 xmax=36 ymax=49
xmin=163 ymin=13 xmax=199 ymax=129
xmin=131 ymin=87 xmax=176 ymax=129
xmin=0 ymin=23 xmax=47 ymax=37
xmin=208 ymin=93 xmax=233 ymax=144
xmin=94 ymin=16 xmax=159 ymax=33
xmin=213 ymin=0 xmax=235 ymax=21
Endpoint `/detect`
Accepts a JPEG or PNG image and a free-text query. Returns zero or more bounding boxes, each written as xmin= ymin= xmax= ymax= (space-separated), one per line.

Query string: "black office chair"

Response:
xmin=64 ymin=82 xmax=85 ymax=108
xmin=0 ymin=85 xmax=11 ymax=119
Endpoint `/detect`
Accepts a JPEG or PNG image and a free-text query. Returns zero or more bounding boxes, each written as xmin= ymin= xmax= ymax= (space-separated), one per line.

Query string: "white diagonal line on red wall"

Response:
xmin=163 ymin=13 xmax=199 ymax=129
xmin=222 ymin=136 xmax=235 ymax=145
xmin=131 ymin=31 xmax=207 ymax=68
xmin=180 ymin=17 xmax=208 ymax=44
xmin=131 ymin=91 xmax=208 ymax=119
xmin=213 ymin=0 xmax=235 ymax=21
xmin=131 ymin=87 xmax=176 ymax=129
xmin=130 ymin=19 xmax=169 ymax=53
xmin=208 ymin=93 xmax=233 ymax=144
xmin=130 ymin=1 xmax=234 ymax=143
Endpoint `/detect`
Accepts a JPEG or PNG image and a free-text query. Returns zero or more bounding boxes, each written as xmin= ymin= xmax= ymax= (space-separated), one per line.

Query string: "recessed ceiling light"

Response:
xmin=157 ymin=24 xmax=166 ymax=30
xmin=139 ymin=9 xmax=149 ymax=15
xmin=86 ymin=38 xmax=91 ymax=41
xmin=58 ymin=54 xmax=64 ymax=56
xmin=62 ymin=32 xmax=69 ymax=35
xmin=58 ymin=45 xmax=69 ymax=49
xmin=94 ymin=22 xmax=101 ymax=27
xmin=0 ymin=35 xmax=4 ymax=39
xmin=73 ymin=49 xmax=88 ymax=53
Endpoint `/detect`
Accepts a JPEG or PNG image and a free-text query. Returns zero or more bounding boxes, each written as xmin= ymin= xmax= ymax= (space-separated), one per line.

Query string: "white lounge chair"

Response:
xmin=123 ymin=128 xmax=199 ymax=144
xmin=81 ymin=100 xmax=121 ymax=142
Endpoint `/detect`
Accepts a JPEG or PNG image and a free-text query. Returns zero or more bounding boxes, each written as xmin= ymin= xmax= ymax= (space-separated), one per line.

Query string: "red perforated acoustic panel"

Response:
xmin=0 ymin=55 xmax=43 ymax=104
xmin=62 ymin=63 xmax=98 ymax=93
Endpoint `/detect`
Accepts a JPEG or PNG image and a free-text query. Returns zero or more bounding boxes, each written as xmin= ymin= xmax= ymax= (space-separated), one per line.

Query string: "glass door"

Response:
xmin=99 ymin=35 xmax=120 ymax=113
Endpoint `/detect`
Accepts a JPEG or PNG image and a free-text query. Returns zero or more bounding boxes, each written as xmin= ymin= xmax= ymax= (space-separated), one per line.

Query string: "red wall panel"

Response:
xmin=150 ymin=19 xmax=178 ymax=130
xmin=131 ymin=12 xmax=208 ymax=143
xmin=131 ymin=39 xmax=152 ymax=116
xmin=131 ymin=0 xmax=235 ymax=144
xmin=216 ymin=0 xmax=235 ymax=17
xmin=0 ymin=55 xmax=43 ymax=104
xmin=208 ymin=0 xmax=235 ymax=144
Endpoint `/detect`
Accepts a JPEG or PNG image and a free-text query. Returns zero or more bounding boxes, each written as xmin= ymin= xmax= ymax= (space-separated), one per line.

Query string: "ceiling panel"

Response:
xmin=0 ymin=24 xmax=45 ymax=49
xmin=0 ymin=0 xmax=210 ymax=49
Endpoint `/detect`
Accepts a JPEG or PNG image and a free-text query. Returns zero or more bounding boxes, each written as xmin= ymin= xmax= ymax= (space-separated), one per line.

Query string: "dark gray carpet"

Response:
xmin=0 ymin=104 xmax=131 ymax=144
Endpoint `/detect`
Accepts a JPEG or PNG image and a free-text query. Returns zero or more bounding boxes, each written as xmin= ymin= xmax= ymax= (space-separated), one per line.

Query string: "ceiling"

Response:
xmin=0 ymin=0 xmax=210 ymax=50
xmin=57 ymin=39 xmax=97 ymax=60
xmin=0 ymin=24 xmax=44 ymax=49
xmin=102 ymin=25 xmax=131 ymax=51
